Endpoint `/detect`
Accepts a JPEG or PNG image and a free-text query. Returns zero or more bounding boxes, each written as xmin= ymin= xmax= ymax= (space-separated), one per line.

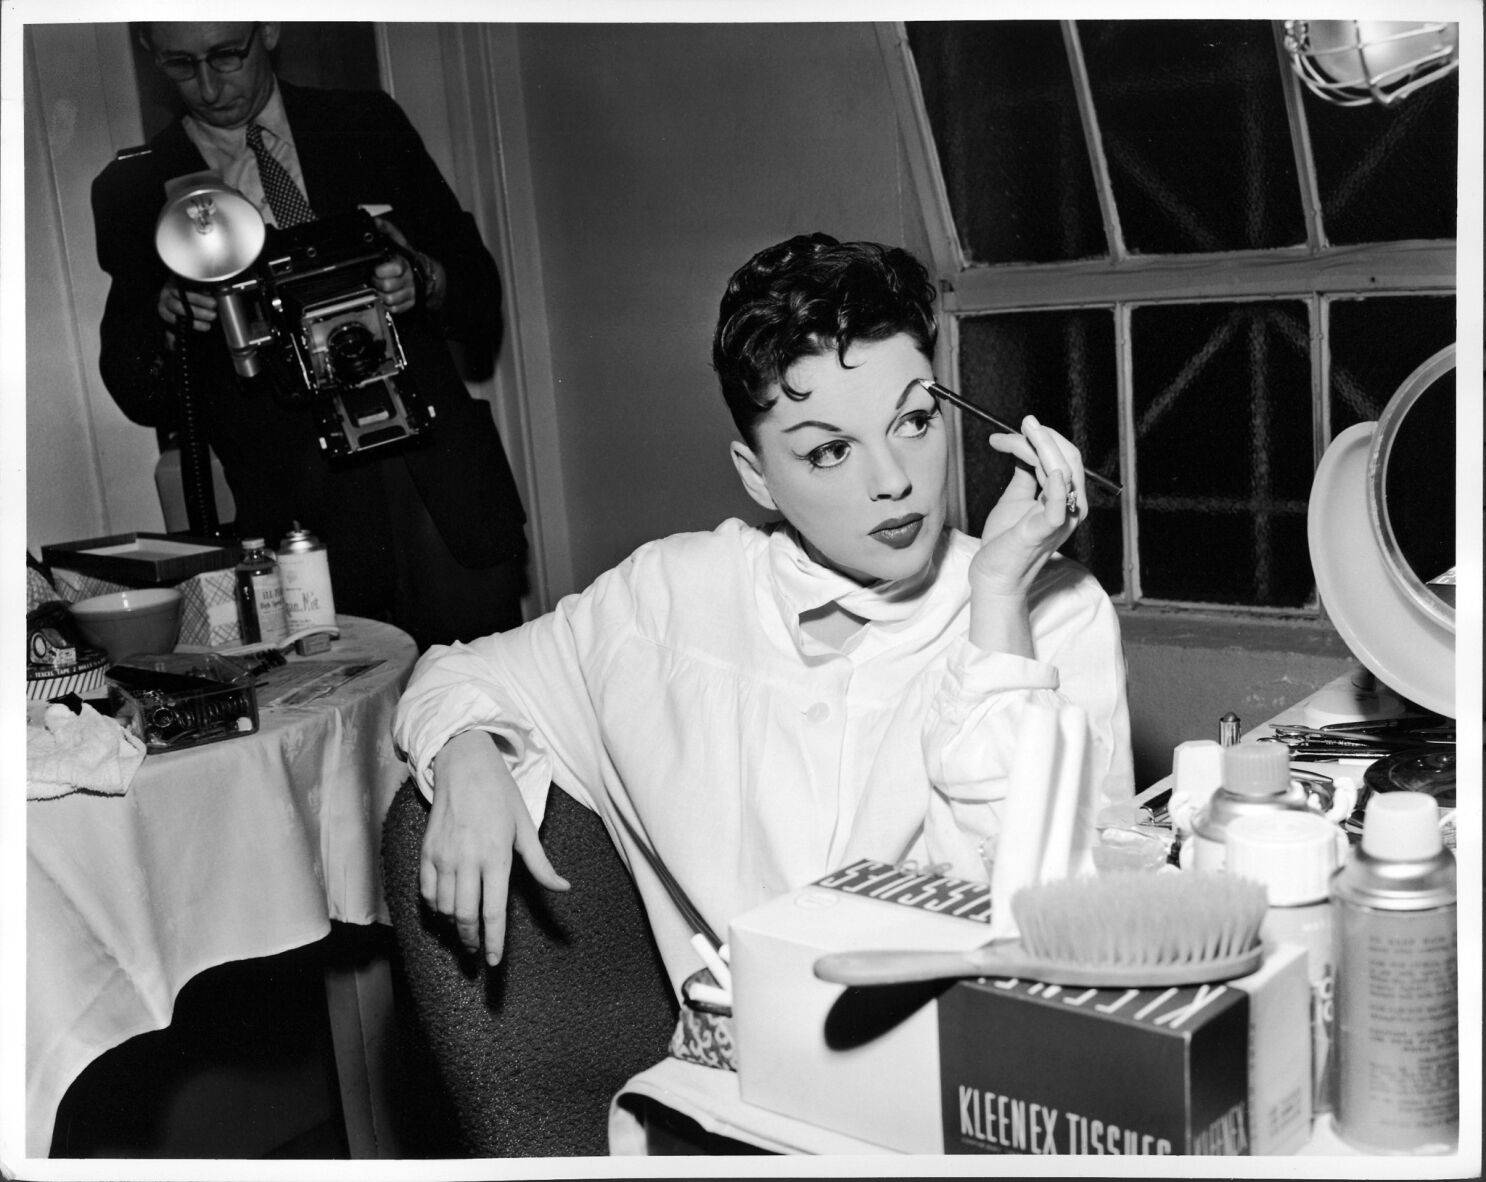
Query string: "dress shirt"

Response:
xmin=183 ymin=83 xmax=307 ymax=227
xmin=393 ymin=518 xmax=1133 ymax=992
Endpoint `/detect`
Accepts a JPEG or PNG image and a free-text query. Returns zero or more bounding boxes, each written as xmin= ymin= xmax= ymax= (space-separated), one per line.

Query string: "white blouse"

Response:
xmin=393 ymin=518 xmax=1133 ymax=993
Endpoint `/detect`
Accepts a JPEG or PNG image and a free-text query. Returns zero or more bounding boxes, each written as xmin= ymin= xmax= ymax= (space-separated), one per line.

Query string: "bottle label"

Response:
xmin=248 ymin=571 xmax=288 ymax=644
xmin=1264 ymin=906 xmax=1335 ymax=1114
xmin=278 ymin=549 xmax=336 ymax=632
xmin=1333 ymin=904 xmax=1458 ymax=1152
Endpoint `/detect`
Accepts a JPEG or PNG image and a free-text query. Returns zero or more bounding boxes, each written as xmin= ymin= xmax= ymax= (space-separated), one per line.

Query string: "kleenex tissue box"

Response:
xmin=938 ymin=942 xmax=1310 ymax=1156
xmin=731 ymin=859 xmax=1311 ymax=1156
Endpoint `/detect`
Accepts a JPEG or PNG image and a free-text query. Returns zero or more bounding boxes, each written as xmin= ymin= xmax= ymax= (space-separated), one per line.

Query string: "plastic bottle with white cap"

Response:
xmin=1169 ymin=739 xmax=1224 ymax=865
xmin=1186 ymin=741 xmax=1308 ymax=872
xmin=1226 ymin=810 xmax=1343 ymax=1115
xmin=1331 ymin=791 xmax=1457 ymax=1153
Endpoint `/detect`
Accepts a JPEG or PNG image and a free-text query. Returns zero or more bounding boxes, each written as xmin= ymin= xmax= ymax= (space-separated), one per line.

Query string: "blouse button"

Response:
xmin=805 ymin=702 xmax=831 ymax=723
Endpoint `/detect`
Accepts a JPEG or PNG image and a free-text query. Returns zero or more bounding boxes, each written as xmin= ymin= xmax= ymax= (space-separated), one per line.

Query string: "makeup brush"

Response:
xmin=917 ymin=379 xmax=1123 ymax=497
xmin=814 ymin=870 xmax=1266 ymax=989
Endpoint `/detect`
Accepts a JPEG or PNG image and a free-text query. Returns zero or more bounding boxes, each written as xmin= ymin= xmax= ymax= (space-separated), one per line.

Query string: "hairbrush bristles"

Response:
xmin=1012 ymin=872 xmax=1268 ymax=970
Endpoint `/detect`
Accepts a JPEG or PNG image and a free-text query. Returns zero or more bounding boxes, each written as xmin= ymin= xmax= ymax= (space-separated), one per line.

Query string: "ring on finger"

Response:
xmin=1065 ymin=487 xmax=1081 ymax=515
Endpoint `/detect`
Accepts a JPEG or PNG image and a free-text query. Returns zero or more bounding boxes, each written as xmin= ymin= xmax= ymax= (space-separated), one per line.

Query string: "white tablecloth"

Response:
xmin=25 ymin=616 xmax=417 ymax=1156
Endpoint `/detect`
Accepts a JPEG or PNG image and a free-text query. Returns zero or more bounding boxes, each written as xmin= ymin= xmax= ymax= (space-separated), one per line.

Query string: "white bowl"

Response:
xmin=70 ymin=588 xmax=184 ymax=662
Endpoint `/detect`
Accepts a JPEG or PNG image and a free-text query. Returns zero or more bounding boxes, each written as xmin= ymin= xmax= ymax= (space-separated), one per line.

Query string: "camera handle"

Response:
xmin=393 ymin=244 xmax=431 ymax=311
xmin=173 ymin=306 xmax=221 ymax=537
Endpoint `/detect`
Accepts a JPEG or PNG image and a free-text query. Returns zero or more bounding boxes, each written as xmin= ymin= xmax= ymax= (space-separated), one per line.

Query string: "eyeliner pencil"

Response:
xmin=920 ymin=380 xmax=1124 ymax=496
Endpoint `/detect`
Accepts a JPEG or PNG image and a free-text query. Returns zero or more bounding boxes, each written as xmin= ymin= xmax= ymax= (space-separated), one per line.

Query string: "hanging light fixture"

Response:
xmin=1283 ymin=20 xmax=1459 ymax=107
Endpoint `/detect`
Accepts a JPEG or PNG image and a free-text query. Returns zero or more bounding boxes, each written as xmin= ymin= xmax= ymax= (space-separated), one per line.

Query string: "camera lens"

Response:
xmin=326 ymin=322 xmax=385 ymax=384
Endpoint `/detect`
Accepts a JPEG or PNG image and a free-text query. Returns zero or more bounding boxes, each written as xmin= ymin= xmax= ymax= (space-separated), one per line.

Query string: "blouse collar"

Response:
xmin=764 ymin=521 xmax=953 ymax=647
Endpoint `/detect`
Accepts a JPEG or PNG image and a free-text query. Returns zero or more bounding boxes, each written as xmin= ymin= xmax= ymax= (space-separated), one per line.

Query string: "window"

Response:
xmin=899 ymin=19 xmax=1458 ymax=613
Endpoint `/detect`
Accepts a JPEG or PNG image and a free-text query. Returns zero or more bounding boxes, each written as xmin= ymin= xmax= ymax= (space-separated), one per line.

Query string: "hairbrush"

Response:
xmin=813 ymin=871 xmax=1265 ymax=989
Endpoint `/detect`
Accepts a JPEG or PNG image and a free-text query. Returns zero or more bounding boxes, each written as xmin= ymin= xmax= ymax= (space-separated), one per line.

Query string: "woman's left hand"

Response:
xmin=970 ymin=414 xmax=1086 ymax=597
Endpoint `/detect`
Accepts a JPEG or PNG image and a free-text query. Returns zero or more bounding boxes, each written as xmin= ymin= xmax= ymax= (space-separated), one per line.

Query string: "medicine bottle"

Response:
xmin=1187 ymin=741 xmax=1308 ymax=871
xmin=1225 ymin=810 xmax=1343 ymax=1116
xmin=234 ymin=537 xmax=289 ymax=645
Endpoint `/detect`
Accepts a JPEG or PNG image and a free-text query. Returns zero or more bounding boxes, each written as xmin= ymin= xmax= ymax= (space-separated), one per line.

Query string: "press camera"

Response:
xmin=156 ymin=178 xmax=433 ymax=459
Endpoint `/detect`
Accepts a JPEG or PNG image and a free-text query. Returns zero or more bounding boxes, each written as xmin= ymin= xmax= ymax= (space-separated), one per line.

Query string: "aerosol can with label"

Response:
xmin=276 ymin=522 xmax=337 ymax=634
xmin=1331 ymin=791 xmax=1457 ymax=1154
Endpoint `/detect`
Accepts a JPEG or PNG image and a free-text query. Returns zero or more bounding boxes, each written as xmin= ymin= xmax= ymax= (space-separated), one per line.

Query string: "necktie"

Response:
xmin=246 ymin=123 xmax=315 ymax=227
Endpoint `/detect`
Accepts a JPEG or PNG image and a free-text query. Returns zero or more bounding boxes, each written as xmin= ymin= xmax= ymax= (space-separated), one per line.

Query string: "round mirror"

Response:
xmin=1369 ymin=345 xmax=1456 ymax=629
xmin=1308 ymin=344 xmax=1457 ymax=717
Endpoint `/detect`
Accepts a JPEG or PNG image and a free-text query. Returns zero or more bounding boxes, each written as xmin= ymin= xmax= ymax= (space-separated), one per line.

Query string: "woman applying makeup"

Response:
xmin=393 ymin=233 xmax=1133 ymax=993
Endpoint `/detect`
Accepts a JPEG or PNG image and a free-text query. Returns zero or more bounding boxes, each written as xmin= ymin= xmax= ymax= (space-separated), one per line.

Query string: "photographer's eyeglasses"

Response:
xmin=155 ymin=24 xmax=259 ymax=82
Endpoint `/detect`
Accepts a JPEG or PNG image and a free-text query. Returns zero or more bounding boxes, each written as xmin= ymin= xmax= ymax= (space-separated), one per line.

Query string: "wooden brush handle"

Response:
xmin=814 ymin=944 xmax=1264 ymax=989
xmin=813 ymin=946 xmax=1033 ymax=987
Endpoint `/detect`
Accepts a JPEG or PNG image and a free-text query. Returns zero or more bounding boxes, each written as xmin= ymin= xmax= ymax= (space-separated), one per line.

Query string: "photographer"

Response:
xmin=91 ymin=21 xmax=529 ymax=650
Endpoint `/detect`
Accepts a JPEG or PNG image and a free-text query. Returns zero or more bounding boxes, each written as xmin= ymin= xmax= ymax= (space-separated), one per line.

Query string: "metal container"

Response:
xmin=276 ymin=522 xmax=337 ymax=634
xmin=1187 ymin=741 xmax=1309 ymax=871
xmin=1331 ymin=792 xmax=1457 ymax=1153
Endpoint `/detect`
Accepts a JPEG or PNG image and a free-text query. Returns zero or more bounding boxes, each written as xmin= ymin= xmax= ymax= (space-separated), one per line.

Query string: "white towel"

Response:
xmin=26 ymin=702 xmax=146 ymax=801
xmin=987 ymin=702 xmax=1099 ymax=940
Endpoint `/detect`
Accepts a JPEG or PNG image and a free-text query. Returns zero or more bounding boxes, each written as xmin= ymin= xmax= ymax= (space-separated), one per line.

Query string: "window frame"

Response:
xmin=877 ymin=19 xmax=1458 ymax=617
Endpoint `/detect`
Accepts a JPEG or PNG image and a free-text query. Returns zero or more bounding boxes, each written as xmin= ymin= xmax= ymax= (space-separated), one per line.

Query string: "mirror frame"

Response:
xmin=1367 ymin=343 xmax=1456 ymax=632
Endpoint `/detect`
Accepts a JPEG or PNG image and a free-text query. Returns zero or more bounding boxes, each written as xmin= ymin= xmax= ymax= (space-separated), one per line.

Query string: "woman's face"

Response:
xmin=731 ymin=333 xmax=949 ymax=584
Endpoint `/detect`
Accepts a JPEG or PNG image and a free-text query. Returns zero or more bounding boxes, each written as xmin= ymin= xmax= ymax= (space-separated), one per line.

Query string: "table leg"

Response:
xmin=323 ymin=945 xmax=402 ymax=1158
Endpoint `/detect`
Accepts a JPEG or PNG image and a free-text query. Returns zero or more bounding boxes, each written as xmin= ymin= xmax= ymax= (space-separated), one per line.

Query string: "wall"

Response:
xmin=513 ymin=22 xmax=929 ymax=590
xmin=25 ymin=24 xmax=160 ymax=550
xmin=1120 ymin=612 xmax=1353 ymax=787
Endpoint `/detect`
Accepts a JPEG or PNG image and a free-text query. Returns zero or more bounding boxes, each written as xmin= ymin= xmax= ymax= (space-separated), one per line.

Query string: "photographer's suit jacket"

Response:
xmin=91 ymin=81 xmax=527 ymax=616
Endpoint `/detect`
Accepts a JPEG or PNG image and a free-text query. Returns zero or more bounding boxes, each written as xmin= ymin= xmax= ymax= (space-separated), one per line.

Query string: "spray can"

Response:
xmin=1187 ymin=741 xmax=1309 ymax=872
xmin=1225 ymin=811 xmax=1342 ymax=1116
xmin=234 ymin=537 xmax=288 ymax=645
xmin=1332 ymin=791 xmax=1457 ymax=1153
xmin=277 ymin=522 xmax=337 ymax=634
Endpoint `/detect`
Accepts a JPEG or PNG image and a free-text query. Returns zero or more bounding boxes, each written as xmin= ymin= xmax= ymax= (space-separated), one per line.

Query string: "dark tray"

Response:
xmin=41 ymin=532 xmax=238 ymax=586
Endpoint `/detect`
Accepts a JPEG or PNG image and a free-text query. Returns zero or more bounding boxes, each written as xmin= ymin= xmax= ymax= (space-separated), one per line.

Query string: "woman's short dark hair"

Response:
xmin=712 ymin=233 xmax=938 ymax=443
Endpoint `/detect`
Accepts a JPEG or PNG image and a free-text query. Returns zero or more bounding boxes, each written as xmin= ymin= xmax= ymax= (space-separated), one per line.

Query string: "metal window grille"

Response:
xmin=891 ymin=19 xmax=1458 ymax=615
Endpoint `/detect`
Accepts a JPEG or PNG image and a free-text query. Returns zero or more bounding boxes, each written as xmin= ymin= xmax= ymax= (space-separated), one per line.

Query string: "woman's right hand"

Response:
xmin=156 ymin=281 xmax=218 ymax=350
xmin=971 ymin=414 xmax=1086 ymax=597
xmin=421 ymin=730 xmax=570 ymax=965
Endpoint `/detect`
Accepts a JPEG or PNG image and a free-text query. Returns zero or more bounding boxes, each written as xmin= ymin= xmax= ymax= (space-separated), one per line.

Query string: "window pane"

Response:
xmin=1327 ymin=296 xmax=1457 ymax=434
xmin=1079 ymin=20 xmax=1306 ymax=254
xmin=907 ymin=21 xmax=1107 ymax=265
xmin=1131 ymin=301 xmax=1313 ymax=606
xmin=958 ymin=310 xmax=1123 ymax=594
xmin=1303 ymin=75 xmax=1458 ymax=245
